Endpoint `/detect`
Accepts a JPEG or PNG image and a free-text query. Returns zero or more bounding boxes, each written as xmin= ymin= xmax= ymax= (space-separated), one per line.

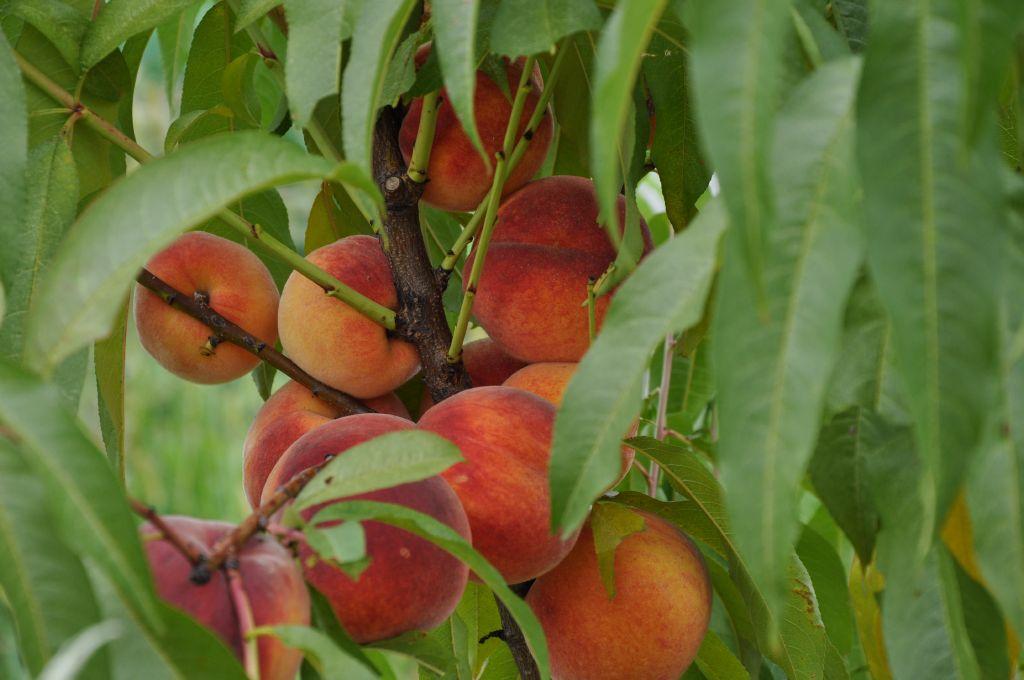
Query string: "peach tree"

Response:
xmin=0 ymin=0 xmax=1022 ymax=679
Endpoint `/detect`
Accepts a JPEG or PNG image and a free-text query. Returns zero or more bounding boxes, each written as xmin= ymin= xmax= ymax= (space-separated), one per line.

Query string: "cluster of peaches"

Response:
xmin=133 ymin=56 xmax=710 ymax=680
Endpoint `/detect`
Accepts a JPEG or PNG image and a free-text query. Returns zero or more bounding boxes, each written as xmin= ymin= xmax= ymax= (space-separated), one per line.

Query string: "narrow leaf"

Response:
xmin=432 ymin=0 xmax=485 ymax=163
xmin=180 ymin=3 xmax=252 ymax=116
xmin=341 ymin=0 xmax=418 ymax=177
xmin=234 ymin=0 xmax=280 ymax=31
xmin=856 ymin=0 xmax=1011 ymax=527
xmin=82 ymin=0 xmax=199 ymax=68
xmin=94 ymin=294 xmax=130 ymax=480
xmin=4 ymin=0 xmax=88 ymax=71
xmin=714 ymin=56 xmax=863 ymax=618
xmin=310 ymin=500 xmax=551 ymax=679
xmin=156 ymin=4 xmax=201 ymax=108
xmin=0 ymin=30 xmax=27 ymax=321
xmin=36 ymin=621 xmax=121 ymax=680
xmin=0 ymin=361 xmax=161 ymax=631
xmin=550 ymin=202 xmax=725 ymax=534
xmin=589 ymin=501 xmax=646 ymax=597
xmin=0 ymin=442 xmax=108 ymax=678
xmin=693 ymin=630 xmax=749 ymax=680
xmin=588 ymin=0 xmax=666 ymax=234
xmin=252 ymin=625 xmax=378 ymax=680
xmin=294 ymin=430 xmax=463 ymax=511
xmin=489 ymin=0 xmax=601 ymax=58
xmin=24 ymin=132 xmax=338 ymax=373
xmin=284 ymin=0 xmax=344 ymax=126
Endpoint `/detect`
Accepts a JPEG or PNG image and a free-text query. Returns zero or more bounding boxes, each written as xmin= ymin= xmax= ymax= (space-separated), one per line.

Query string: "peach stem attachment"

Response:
xmin=407 ymin=90 xmax=441 ymax=183
xmin=14 ymin=49 xmax=396 ymax=331
xmin=440 ymin=44 xmax=570 ymax=272
xmin=446 ymin=56 xmax=537 ymax=362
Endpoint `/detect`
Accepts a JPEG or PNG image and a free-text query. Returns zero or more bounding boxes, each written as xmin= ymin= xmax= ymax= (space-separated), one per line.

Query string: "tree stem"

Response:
xmin=136 ymin=269 xmax=370 ymax=415
xmin=446 ymin=57 xmax=536 ymax=361
xmin=14 ymin=49 xmax=396 ymax=329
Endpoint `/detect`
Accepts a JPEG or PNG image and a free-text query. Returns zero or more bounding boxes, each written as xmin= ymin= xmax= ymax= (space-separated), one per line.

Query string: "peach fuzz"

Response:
xmin=142 ymin=516 xmax=309 ymax=680
xmin=262 ymin=414 xmax=470 ymax=643
xmin=418 ymin=386 xmax=578 ymax=584
xmin=503 ymin=362 xmax=635 ymax=479
xmin=242 ymin=380 xmax=410 ymax=508
xmin=418 ymin=337 xmax=527 ymax=416
xmin=134 ymin=232 xmax=279 ymax=384
xmin=526 ymin=511 xmax=711 ymax=680
xmin=399 ymin=46 xmax=552 ymax=212
xmin=465 ymin=176 xmax=652 ymax=363
xmin=278 ymin=235 xmax=419 ymax=399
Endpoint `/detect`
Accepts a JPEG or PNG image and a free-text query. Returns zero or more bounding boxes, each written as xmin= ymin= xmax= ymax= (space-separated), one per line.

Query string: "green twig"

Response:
xmin=586 ymin=277 xmax=597 ymax=343
xmin=440 ymin=45 xmax=567 ymax=272
xmin=407 ymin=90 xmax=441 ymax=183
xmin=14 ymin=50 xmax=396 ymax=329
xmin=446 ymin=57 xmax=536 ymax=362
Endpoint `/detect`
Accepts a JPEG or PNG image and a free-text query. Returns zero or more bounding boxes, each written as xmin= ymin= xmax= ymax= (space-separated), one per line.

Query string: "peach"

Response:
xmin=418 ymin=337 xmax=527 ymax=415
xmin=465 ymin=176 xmax=652 ymax=363
xmin=243 ymin=380 xmax=411 ymax=508
xmin=399 ymin=46 xmax=553 ymax=212
xmin=262 ymin=414 xmax=470 ymax=643
xmin=526 ymin=511 xmax=711 ymax=680
xmin=418 ymin=386 xmax=578 ymax=583
xmin=278 ymin=235 xmax=420 ymax=399
xmin=141 ymin=516 xmax=309 ymax=680
xmin=134 ymin=232 xmax=280 ymax=384
xmin=503 ymin=362 xmax=635 ymax=480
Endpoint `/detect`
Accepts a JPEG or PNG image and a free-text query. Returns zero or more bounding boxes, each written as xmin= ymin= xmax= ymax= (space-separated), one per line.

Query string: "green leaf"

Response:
xmin=36 ymin=620 xmax=121 ymax=680
xmin=252 ymin=625 xmax=379 ymax=680
xmin=807 ymin=407 xmax=882 ymax=565
xmin=0 ymin=361 xmax=161 ymax=632
xmin=4 ymin=0 xmax=88 ymax=71
xmin=796 ymin=526 xmax=854 ymax=655
xmin=966 ymin=236 xmax=1024 ymax=634
xmin=830 ymin=0 xmax=867 ymax=52
xmin=432 ymin=0 xmax=485 ymax=164
xmin=643 ymin=25 xmax=709 ymax=230
xmin=588 ymin=0 xmax=665 ymax=234
xmin=94 ymin=295 xmax=130 ymax=480
xmin=309 ymin=500 xmax=551 ymax=679
xmin=181 ymin=2 xmax=252 ymax=116
xmin=550 ymin=202 xmax=724 ymax=534
xmin=156 ymin=4 xmax=201 ymax=109
xmin=856 ymin=0 xmax=1013 ymax=529
xmin=551 ymin=32 xmax=594 ymax=176
xmin=294 ymin=430 xmax=463 ymax=511
xmin=606 ymin=490 xmax=727 ymax=560
xmin=24 ymin=131 xmax=337 ymax=373
xmin=304 ymin=521 xmax=370 ymax=578
xmin=284 ymin=0 xmax=344 ymax=126
xmin=205 ymin=187 xmax=295 ymax=288
xmin=714 ymin=56 xmax=863 ymax=619
xmin=341 ymin=0 xmax=418 ymax=177
xmin=684 ymin=0 xmax=790 ymax=298
xmin=234 ymin=0 xmax=280 ymax=31
xmin=0 ymin=441 xmax=108 ymax=678
xmin=221 ymin=52 xmax=263 ymax=127
xmin=952 ymin=557 xmax=1011 ymax=680
xmin=693 ymin=630 xmax=748 ymax=680
xmin=0 ymin=30 xmax=27 ymax=316
xmin=82 ymin=0 xmax=200 ymax=68
xmin=489 ymin=0 xmax=601 ymax=57
xmin=305 ymin=183 xmax=371 ymax=254
xmin=589 ymin=501 xmax=646 ymax=597
xmin=0 ymin=138 xmax=78 ymax=365
xmin=250 ymin=360 xmax=276 ymax=401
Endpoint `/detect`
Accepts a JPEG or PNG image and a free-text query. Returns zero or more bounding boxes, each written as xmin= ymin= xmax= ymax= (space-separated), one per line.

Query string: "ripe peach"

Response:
xmin=465 ymin=176 xmax=652 ymax=363
xmin=399 ymin=47 xmax=553 ymax=212
xmin=262 ymin=414 xmax=470 ymax=643
xmin=134 ymin=232 xmax=280 ymax=384
xmin=418 ymin=338 xmax=527 ymax=415
xmin=141 ymin=516 xmax=309 ymax=680
xmin=242 ymin=380 xmax=411 ymax=508
xmin=278 ymin=235 xmax=419 ymax=399
xmin=503 ymin=362 xmax=635 ymax=480
xmin=526 ymin=511 xmax=711 ymax=680
xmin=418 ymin=386 xmax=577 ymax=583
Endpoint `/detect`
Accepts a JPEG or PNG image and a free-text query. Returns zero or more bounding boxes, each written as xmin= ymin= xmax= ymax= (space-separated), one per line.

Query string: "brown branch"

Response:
xmin=136 ymin=268 xmax=370 ymax=416
xmin=195 ymin=464 xmax=323 ymax=582
xmin=129 ymin=497 xmax=202 ymax=566
xmin=497 ymin=582 xmax=541 ymax=680
xmin=372 ymin=107 xmax=539 ymax=678
xmin=372 ymin=106 xmax=473 ymax=403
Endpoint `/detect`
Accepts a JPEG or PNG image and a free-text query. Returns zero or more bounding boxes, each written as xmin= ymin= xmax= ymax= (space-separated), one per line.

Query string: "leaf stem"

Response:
xmin=587 ymin=278 xmax=597 ymax=343
xmin=648 ymin=332 xmax=676 ymax=496
xmin=14 ymin=49 xmax=396 ymax=329
xmin=407 ymin=90 xmax=441 ymax=183
xmin=446 ymin=57 xmax=536 ymax=361
xmin=439 ymin=46 xmax=567 ymax=272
